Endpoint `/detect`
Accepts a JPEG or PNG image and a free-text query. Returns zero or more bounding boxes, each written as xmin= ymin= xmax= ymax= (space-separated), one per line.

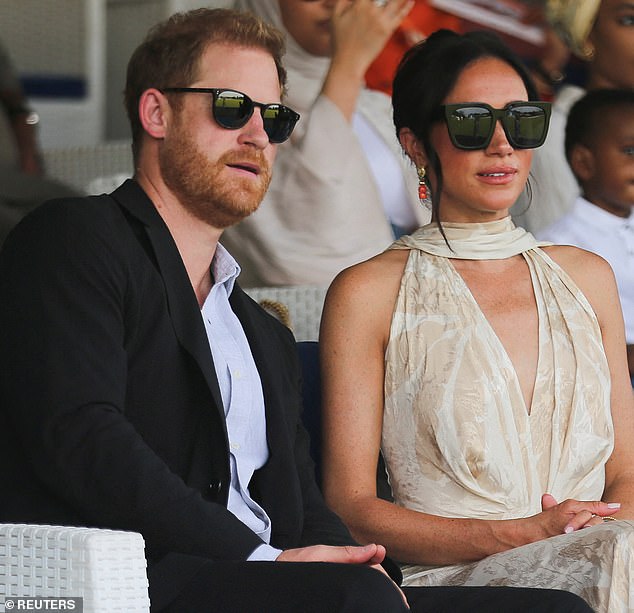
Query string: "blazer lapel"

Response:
xmin=110 ymin=181 xmax=226 ymax=421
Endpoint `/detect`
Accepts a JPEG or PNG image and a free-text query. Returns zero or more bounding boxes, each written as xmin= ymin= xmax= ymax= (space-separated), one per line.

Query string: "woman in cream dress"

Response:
xmin=221 ymin=0 xmax=428 ymax=287
xmin=320 ymin=29 xmax=634 ymax=612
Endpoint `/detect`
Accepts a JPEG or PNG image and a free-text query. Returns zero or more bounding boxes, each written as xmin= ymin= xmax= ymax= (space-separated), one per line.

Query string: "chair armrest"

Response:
xmin=0 ymin=524 xmax=150 ymax=613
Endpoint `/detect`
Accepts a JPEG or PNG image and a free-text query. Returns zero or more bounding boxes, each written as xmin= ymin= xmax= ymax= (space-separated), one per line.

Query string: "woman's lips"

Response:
xmin=477 ymin=167 xmax=518 ymax=184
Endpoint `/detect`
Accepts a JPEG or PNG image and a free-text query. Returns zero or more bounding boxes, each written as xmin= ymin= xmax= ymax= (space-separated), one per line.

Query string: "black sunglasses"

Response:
xmin=161 ymin=87 xmax=300 ymax=144
xmin=441 ymin=101 xmax=551 ymax=150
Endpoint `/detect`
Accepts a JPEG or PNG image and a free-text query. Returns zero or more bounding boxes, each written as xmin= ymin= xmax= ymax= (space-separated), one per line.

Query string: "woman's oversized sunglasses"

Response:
xmin=440 ymin=101 xmax=551 ymax=150
xmin=161 ymin=87 xmax=300 ymax=144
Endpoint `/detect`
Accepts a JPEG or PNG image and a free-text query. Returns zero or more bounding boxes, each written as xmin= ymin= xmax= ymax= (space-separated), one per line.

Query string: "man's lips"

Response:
xmin=226 ymin=161 xmax=261 ymax=175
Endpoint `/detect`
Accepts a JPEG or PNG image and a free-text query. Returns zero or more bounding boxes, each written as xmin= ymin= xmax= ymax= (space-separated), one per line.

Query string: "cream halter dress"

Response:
xmin=383 ymin=217 xmax=634 ymax=612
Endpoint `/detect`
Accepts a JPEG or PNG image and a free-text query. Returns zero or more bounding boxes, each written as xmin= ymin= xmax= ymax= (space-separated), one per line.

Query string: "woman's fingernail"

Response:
xmin=608 ymin=503 xmax=621 ymax=509
xmin=564 ymin=526 xmax=574 ymax=534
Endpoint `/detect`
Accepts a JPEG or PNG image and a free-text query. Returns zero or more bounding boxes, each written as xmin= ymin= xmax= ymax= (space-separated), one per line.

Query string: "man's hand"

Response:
xmin=277 ymin=544 xmax=409 ymax=609
xmin=277 ymin=542 xmax=386 ymax=565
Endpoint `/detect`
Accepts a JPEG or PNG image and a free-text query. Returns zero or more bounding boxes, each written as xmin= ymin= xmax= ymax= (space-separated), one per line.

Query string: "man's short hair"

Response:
xmin=565 ymin=88 xmax=634 ymax=163
xmin=124 ymin=8 xmax=287 ymax=160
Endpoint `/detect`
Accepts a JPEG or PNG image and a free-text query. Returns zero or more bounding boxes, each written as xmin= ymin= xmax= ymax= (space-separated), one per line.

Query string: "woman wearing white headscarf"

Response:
xmin=222 ymin=0 xmax=428 ymax=287
xmin=513 ymin=0 xmax=634 ymax=233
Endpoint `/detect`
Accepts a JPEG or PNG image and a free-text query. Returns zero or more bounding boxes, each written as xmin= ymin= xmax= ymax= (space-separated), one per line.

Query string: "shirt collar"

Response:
xmin=577 ymin=196 xmax=632 ymax=230
xmin=211 ymin=242 xmax=241 ymax=295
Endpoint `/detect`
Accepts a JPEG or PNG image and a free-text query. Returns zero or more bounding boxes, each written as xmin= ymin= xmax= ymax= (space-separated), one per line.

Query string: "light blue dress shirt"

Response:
xmin=201 ymin=243 xmax=282 ymax=561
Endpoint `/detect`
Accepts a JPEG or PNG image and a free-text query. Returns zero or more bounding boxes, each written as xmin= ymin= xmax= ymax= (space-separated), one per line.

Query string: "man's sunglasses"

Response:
xmin=440 ymin=101 xmax=551 ymax=150
xmin=161 ymin=87 xmax=300 ymax=144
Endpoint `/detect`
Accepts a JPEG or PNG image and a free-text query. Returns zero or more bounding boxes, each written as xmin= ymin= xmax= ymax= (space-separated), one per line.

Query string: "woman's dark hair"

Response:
xmin=392 ymin=29 xmax=539 ymax=229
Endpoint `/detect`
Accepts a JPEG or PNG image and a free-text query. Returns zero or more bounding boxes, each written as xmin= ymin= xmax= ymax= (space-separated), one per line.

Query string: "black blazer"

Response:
xmin=0 ymin=180 xmax=354 ymax=566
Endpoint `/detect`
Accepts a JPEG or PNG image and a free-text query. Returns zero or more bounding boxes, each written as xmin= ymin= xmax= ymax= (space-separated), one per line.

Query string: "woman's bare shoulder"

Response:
xmin=539 ymin=244 xmax=617 ymax=306
xmin=322 ymin=249 xmax=410 ymax=332
xmin=540 ymin=243 xmax=614 ymax=277
xmin=327 ymin=249 xmax=410 ymax=302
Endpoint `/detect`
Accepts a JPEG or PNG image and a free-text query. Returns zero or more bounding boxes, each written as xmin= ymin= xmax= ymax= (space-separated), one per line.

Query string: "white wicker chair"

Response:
xmin=0 ymin=524 xmax=150 ymax=613
xmin=41 ymin=141 xmax=134 ymax=195
xmin=245 ymin=285 xmax=328 ymax=341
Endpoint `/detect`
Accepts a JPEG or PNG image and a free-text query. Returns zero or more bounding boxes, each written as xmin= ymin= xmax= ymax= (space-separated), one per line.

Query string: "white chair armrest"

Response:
xmin=0 ymin=524 xmax=150 ymax=613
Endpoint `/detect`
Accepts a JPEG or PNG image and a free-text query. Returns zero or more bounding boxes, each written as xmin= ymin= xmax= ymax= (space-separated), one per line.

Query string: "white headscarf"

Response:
xmin=233 ymin=0 xmax=332 ymax=115
xmin=232 ymin=0 xmax=405 ymax=153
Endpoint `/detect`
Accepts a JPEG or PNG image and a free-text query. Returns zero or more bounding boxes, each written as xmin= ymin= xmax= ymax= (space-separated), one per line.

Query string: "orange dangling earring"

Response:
xmin=417 ymin=166 xmax=431 ymax=209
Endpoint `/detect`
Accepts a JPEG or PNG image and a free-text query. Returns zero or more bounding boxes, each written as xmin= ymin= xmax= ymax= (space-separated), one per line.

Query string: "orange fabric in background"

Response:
xmin=365 ymin=2 xmax=462 ymax=95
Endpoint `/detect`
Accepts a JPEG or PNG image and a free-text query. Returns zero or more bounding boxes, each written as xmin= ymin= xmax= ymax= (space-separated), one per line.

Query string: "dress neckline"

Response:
xmin=389 ymin=217 xmax=550 ymax=260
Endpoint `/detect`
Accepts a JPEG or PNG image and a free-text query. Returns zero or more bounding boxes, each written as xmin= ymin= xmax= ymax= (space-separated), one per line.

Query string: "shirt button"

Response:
xmin=206 ymin=480 xmax=223 ymax=499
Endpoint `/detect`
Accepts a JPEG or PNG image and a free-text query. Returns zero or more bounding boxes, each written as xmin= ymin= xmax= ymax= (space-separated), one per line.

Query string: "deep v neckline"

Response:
xmin=446 ymin=254 xmax=543 ymax=416
xmin=387 ymin=216 xmax=550 ymax=415
xmin=390 ymin=217 xmax=550 ymax=415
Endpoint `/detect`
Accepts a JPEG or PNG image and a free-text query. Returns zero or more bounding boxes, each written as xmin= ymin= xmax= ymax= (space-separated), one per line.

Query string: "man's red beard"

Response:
xmin=160 ymin=125 xmax=272 ymax=230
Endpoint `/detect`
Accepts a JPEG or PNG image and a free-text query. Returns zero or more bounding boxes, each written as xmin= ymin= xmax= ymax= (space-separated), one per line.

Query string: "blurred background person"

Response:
xmin=365 ymin=0 xmax=565 ymax=100
xmin=537 ymin=89 xmax=634 ymax=382
xmin=0 ymin=39 xmax=77 ymax=245
xmin=221 ymin=0 xmax=428 ymax=288
xmin=512 ymin=0 xmax=634 ymax=233
xmin=0 ymin=40 xmax=41 ymax=176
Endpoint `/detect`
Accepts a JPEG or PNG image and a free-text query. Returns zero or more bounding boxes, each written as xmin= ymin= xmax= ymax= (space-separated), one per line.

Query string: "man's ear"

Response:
xmin=138 ymin=88 xmax=170 ymax=140
xmin=398 ymin=127 xmax=428 ymax=168
xmin=569 ymin=144 xmax=595 ymax=183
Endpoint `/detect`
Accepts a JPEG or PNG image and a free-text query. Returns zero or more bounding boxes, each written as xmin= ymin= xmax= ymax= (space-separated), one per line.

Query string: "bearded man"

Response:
xmin=0 ymin=7 xmax=594 ymax=613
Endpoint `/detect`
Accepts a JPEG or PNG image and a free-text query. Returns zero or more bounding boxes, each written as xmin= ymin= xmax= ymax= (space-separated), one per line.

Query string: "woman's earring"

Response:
xmin=417 ymin=166 xmax=431 ymax=209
